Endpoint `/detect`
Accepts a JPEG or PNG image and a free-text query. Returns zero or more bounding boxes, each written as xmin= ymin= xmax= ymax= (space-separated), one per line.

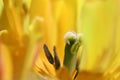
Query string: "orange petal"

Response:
xmin=76 ymin=71 xmax=105 ymax=80
xmin=57 ymin=67 xmax=72 ymax=80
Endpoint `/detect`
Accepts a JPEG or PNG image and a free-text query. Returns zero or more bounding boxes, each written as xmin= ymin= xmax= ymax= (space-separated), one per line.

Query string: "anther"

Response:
xmin=43 ymin=44 xmax=54 ymax=64
xmin=53 ymin=46 xmax=60 ymax=70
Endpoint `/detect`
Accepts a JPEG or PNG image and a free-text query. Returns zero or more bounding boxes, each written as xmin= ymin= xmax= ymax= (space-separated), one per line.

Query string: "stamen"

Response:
xmin=43 ymin=44 xmax=54 ymax=64
xmin=53 ymin=46 xmax=60 ymax=70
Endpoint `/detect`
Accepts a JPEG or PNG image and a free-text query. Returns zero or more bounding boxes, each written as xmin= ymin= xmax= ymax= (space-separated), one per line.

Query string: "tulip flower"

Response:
xmin=1 ymin=0 xmax=120 ymax=80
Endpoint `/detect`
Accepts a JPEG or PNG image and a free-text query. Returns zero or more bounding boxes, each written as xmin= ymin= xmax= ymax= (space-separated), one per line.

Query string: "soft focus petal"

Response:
xmin=57 ymin=0 xmax=77 ymax=63
xmin=0 ymin=41 xmax=13 ymax=80
xmin=76 ymin=0 xmax=84 ymax=33
xmin=80 ymin=0 xmax=117 ymax=72
xmin=30 ymin=0 xmax=57 ymax=75
xmin=20 ymin=17 xmax=43 ymax=80
xmin=0 ymin=0 xmax=4 ymax=16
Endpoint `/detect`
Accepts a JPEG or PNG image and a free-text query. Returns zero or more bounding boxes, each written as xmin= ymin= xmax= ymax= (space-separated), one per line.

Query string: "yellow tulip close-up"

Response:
xmin=0 ymin=0 xmax=120 ymax=80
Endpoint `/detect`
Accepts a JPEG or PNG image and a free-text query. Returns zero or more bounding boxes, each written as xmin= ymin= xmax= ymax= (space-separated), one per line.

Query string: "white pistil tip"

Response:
xmin=64 ymin=31 xmax=77 ymax=44
xmin=77 ymin=33 xmax=83 ymax=41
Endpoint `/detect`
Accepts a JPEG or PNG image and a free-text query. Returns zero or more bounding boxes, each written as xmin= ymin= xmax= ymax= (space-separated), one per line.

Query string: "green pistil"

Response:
xmin=63 ymin=32 xmax=82 ymax=75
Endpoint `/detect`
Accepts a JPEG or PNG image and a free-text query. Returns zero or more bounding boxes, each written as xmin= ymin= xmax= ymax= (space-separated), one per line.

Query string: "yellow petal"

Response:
xmin=52 ymin=0 xmax=64 ymax=23
xmin=76 ymin=0 xmax=84 ymax=33
xmin=80 ymin=0 xmax=117 ymax=72
xmin=0 ymin=0 xmax=4 ymax=16
xmin=57 ymin=1 xmax=77 ymax=63
xmin=30 ymin=0 xmax=57 ymax=51
xmin=105 ymin=2 xmax=120 ymax=76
